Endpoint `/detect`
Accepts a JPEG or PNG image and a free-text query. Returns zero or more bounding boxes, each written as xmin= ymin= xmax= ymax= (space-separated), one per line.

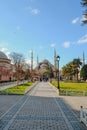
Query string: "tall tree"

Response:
xmin=62 ymin=58 xmax=82 ymax=81
xmin=81 ymin=0 xmax=87 ymax=24
xmin=80 ymin=64 xmax=87 ymax=80
xmin=72 ymin=58 xmax=82 ymax=80
xmin=62 ymin=62 xmax=74 ymax=80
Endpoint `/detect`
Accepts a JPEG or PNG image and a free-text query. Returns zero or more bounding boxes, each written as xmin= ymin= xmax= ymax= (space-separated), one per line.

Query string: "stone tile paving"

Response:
xmin=55 ymin=98 xmax=86 ymax=130
xmin=0 ymin=82 xmax=87 ymax=130
xmin=59 ymin=96 xmax=87 ymax=118
xmin=8 ymin=96 xmax=69 ymax=130
xmin=0 ymin=96 xmax=22 ymax=117
xmin=0 ymin=96 xmax=28 ymax=130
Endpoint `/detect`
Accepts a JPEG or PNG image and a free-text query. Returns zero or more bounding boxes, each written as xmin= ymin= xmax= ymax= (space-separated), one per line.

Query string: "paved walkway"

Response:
xmin=0 ymin=82 xmax=87 ymax=130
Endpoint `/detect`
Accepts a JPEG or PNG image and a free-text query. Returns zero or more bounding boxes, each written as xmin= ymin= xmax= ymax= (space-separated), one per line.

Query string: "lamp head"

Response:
xmin=56 ymin=55 xmax=60 ymax=61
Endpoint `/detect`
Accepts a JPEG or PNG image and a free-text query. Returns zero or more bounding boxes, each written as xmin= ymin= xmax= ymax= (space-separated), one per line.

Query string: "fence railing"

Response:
xmin=60 ymin=90 xmax=87 ymax=96
xmin=0 ymin=80 xmax=28 ymax=90
xmin=80 ymin=106 xmax=87 ymax=126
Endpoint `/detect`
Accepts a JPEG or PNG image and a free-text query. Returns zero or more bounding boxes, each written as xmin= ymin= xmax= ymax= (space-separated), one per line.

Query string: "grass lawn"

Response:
xmin=52 ymin=81 xmax=87 ymax=96
xmin=0 ymin=82 xmax=34 ymax=95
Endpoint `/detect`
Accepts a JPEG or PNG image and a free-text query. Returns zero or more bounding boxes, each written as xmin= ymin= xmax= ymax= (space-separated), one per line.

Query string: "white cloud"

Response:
xmin=31 ymin=8 xmax=40 ymax=15
xmin=62 ymin=42 xmax=70 ymax=48
xmin=72 ymin=17 xmax=79 ymax=24
xmin=1 ymin=47 xmax=8 ymax=52
xmin=25 ymin=6 xmax=40 ymax=15
xmin=25 ymin=59 xmax=37 ymax=68
xmin=77 ymin=34 xmax=87 ymax=44
xmin=50 ymin=43 xmax=56 ymax=48
xmin=0 ymin=47 xmax=11 ymax=58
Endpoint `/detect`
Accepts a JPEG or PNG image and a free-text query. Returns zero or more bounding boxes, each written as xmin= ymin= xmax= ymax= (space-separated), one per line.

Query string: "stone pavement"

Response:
xmin=0 ymin=82 xmax=87 ymax=130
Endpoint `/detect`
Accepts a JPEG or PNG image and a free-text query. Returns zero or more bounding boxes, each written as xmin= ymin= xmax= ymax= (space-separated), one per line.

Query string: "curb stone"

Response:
xmin=25 ymin=81 xmax=39 ymax=94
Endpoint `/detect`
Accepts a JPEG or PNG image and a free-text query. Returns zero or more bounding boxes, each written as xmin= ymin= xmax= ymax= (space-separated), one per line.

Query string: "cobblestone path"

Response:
xmin=0 ymin=82 xmax=86 ymax=130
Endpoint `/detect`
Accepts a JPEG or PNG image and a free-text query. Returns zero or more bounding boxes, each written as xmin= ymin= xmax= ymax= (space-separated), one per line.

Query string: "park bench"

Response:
xmin=80 ymin=106 xmax=87 ymax=126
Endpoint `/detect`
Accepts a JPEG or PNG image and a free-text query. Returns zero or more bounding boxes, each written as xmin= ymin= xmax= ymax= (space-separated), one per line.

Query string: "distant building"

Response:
xmin=34 ymin=49 xmax=60 ymax=80
xmin=35 ymin=59 xmax=54 ymax=80
xmin=0 ymin=51 xmax=13 ymax=82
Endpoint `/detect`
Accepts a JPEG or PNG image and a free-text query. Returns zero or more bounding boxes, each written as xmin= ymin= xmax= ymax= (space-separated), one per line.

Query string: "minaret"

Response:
xmin=31 ymin=50 xmax=33 ymax=70
xmin=82 ymin=51 xmax=85 ymax=66
xmin=54 ymin=48 xmax=57 ymax=69
xmin=37 ymin=55 xmax=39 ymax=66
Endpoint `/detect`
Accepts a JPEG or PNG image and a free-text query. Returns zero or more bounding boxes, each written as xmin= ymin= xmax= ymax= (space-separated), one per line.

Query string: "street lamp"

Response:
xmin=56 ymin=55 xmax=60 ymax=90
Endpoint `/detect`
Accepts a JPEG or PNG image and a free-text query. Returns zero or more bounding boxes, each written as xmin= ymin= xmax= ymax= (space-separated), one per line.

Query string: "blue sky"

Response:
xmin=0 ymin=0 xmax=87 ymax=69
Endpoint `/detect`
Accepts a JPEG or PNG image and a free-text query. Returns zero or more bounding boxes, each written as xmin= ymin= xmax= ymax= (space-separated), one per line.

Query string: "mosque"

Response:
xmin=31 ymin=50 xmax=86 ymax=81
xmin=0 ymin=49 xmax=86 ymax=82
xmin=0 ymin=51 xmax=13 ymax=82
xmin=31 ymin=49 xmax=60 ymax=80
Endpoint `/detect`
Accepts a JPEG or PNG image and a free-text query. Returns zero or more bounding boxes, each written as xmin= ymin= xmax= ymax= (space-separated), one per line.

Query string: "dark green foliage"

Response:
xmin=62 ymin=58 xmax=82 ymax=81
xmin=81 ymin=0 xmax=87 ymax=6
xmin=80 ymin=64 xmax=87 ymax=80
xmin=81 ymin=0 xmax=87 ymax=24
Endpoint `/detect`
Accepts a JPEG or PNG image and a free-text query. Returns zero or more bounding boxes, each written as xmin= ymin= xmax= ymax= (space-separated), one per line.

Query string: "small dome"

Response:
xmin=0 ymin=51 xmax=8 ymax=59
xmin=42 ymin=59 xmax=49 ymax=64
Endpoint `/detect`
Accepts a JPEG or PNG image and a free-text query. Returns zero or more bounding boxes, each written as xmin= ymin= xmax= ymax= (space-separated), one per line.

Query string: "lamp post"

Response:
xmin=56 ymin=55 xmax=60 ymax=90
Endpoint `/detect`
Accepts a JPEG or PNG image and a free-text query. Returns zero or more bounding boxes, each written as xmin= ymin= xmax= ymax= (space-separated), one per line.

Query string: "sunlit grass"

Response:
xmin=0 ymin=82 xmax=34 ymax=95
xmin=52 ymin=81 xmax=87 ymax=96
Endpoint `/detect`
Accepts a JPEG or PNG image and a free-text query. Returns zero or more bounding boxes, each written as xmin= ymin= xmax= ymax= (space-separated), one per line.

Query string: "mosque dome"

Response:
xmin=42 ymin=59 xmax=49 ymax=64
xmin=0 ymin=51 xmax=8 ymax=59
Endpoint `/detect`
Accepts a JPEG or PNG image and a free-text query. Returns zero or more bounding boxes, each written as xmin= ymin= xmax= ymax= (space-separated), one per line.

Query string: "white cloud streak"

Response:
xmin=62 ymin=34 xmax=87 ymax=49
xmin=72 ymin=17 xmax=79 ymax=24
xmin=77 ymin=34 xmax=87 ymax=44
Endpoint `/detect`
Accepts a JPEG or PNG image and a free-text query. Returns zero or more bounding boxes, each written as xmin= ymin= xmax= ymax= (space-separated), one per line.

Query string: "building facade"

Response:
xmin=0 ymin=51 xmax=13 ymax=82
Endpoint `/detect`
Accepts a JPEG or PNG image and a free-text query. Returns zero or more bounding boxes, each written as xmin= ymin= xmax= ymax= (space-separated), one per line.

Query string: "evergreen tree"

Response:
xmin=80 ymin=64 xmax=87 ymax=80
xmin=62 ymin=58 xmax=82 ymax=81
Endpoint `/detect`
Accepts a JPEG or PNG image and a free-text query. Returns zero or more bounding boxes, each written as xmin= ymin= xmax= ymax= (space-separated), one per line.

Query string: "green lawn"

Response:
xmin=0 ymin=82 xmax=34 ymax=95
xmin=52 ymin=81 xmax=87 ymax=96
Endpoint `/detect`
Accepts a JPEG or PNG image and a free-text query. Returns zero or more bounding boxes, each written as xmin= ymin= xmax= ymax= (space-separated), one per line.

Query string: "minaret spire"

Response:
xmin=37 ymin=55 xmax=39 ymax=66
xmin=31 ymin=50 xmax=33 ymax=70
xmin=82 ymin=51 xmax=85 ymax=66
xmin=54 ymin=48 xmax=57 ymax=69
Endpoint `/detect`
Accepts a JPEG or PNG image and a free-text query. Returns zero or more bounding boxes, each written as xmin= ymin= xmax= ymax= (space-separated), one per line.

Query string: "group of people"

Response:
xmin=40 ymin=77 xmax=48 ymax=82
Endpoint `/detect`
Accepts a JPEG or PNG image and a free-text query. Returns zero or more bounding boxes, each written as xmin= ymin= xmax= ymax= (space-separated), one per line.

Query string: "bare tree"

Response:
xmin=22 ymin=63 xmax=31 ymax=81
xmin=9 ymin=52 xmax=25 ymax=84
